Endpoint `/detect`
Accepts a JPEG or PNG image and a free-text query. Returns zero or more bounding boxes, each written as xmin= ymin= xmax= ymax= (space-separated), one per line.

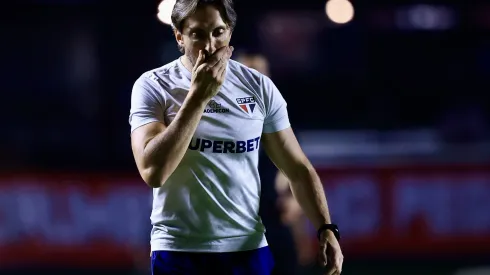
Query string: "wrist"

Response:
xmin=185 ymin=90 xmax=209 ymax=109
xmin=323 ymin=230 xmax=336 ymax=240
xmin=317 ymin=223 xmax=341 ymax=242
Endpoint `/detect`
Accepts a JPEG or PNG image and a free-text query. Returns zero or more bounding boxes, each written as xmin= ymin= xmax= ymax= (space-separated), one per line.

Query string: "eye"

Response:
xmin=213 ymin=28 xmax=225 ymax=37
xmin=190 ymin=30 xmax=205 ymax=40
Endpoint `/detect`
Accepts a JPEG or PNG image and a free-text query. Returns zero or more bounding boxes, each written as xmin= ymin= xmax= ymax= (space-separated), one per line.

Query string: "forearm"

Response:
xmin=288 ymin=163 xmax=331 ymax=230
xmin=142 ymin=93 xmax=207 ymax=187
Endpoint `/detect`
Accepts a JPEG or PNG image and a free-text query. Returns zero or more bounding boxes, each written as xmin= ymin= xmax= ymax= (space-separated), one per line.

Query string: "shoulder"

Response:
xmin=134 ymin=60 xmax=181 ymax=90
xmin=226 ymin=60 xmax=283 ymax=105
xmin=227 ymin=59 xmax=266 ymax=87
xmin=131 ymin=61 xmax=182 ymax=105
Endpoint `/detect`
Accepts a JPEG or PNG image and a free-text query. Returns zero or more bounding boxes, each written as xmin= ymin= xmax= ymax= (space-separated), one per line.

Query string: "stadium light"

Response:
xmin=157 ymin=0 xmax=176 ymax=26
xmin=325 ymin=0 xmax=354 ymax=24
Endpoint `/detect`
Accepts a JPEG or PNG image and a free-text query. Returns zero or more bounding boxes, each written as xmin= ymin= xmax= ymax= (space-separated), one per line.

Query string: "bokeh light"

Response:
xmin=157 ymin=0 xmax=176 ymax=26
xmin=326 ymin=0 xmax=355 ymax=24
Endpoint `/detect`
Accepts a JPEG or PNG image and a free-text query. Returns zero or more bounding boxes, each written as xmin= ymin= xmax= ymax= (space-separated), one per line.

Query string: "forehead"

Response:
xmin=183 ymin=5 xmax=227 ymax=30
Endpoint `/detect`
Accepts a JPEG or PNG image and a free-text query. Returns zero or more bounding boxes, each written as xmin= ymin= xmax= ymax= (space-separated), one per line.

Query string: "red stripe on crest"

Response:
xmin=239 ymin=104 xmax=248 ymax=113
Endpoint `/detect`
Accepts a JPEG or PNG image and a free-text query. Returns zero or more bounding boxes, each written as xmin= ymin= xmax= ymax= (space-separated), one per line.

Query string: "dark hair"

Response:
xmin=171 ymin=0 xmax=237 ymax=33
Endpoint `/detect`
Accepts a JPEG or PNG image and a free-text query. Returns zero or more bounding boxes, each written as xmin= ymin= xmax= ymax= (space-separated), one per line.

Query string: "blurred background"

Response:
xmin=1 ymin=0 xmax=489 ymax=274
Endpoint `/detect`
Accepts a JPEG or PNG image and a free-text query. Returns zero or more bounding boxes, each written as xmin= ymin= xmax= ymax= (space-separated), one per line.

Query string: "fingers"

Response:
xmin=206 ymin=47 xmax=228 ymax=67
xmin=331 ymin=246 xmax=343 ymax=274
xmin=322 ymin=238 xmax=343 ymax=275
xmin=193 ymin=50 xmax=206 ymax=73
xmin=318 ymin=242 xmax=328 ymax=274
xmin=216 ymin=47 xmax=233 ymax=81
xmin=193 ymin=46 xmax=233 ymax=87
xmin=324 ymin=252 xmax=343 ymax=275
xmin=325 ymin=264 xmax=340 ymax=275
xmin=323 ymin=262 xmax=336 ymax=275
xmin=216 ymin=60 xmax=227 ymax=82
xmin=335 ymin=255 xmax=343 ymax=274
xmin=207 ymin=46 xmax=233 ymax=67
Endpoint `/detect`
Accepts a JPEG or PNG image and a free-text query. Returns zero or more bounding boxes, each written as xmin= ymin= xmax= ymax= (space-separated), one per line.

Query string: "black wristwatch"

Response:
xmin=317 ymin=224 xmax=341 ymax=241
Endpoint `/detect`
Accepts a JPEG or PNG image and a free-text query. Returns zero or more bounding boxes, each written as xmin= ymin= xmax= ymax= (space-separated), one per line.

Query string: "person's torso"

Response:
xmin=149 ymin=59 xmax=269 ymax=242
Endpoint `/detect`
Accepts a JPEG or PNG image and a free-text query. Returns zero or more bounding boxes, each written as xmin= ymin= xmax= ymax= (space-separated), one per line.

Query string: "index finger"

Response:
xmin=206 ymin=46 xmax=231 ymax=67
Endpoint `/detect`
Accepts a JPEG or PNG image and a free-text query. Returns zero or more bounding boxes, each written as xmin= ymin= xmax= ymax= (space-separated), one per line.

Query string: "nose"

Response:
xmin=204 ymin=37 xmax=216 ymax=55
xmin=204 ymin=44 xmax=215 ymax=56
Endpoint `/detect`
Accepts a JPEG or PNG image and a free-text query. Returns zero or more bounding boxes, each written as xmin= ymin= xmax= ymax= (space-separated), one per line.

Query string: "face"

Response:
xmin=175 ymin=5 xmax=232 ymax=66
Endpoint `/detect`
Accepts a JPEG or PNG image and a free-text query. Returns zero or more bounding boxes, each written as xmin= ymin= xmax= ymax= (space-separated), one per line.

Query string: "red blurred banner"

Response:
xmin=0 ymin=173 xmax=150 ymax=268
xmin=0 ymin=164 xmax=489 ymax=267
xmin=315 ymin=164 xmax=490 ymax=257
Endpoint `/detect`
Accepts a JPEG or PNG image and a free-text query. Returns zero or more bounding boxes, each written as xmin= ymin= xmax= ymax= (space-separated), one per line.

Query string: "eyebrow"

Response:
xmin=187 ymin=24 xmax=228 ymax=33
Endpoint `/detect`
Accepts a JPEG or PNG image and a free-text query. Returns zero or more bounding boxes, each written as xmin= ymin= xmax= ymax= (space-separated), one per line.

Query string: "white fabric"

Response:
xmin=129 ymin=58 xmax=290 ymax=252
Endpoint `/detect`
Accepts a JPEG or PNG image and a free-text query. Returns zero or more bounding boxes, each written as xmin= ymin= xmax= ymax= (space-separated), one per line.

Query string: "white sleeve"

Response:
xmin=262 ymin=75 xmax=291 ymax=133
xmin=128 ymin=74 xmax=166 ymax=133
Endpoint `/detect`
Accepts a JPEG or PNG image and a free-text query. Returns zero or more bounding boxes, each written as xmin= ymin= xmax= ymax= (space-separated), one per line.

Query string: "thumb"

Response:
xmin=193 ymin=50 xmax=206 ymax=72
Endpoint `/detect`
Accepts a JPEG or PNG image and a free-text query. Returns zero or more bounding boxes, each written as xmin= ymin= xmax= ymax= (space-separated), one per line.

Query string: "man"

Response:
xmin=129 ymin=0 xmax=343 ymax=274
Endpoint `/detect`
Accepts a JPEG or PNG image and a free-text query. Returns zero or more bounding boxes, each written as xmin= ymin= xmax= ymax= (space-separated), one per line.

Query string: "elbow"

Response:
xmin=145 ymin=179 xmax=162 ymax=189
xmin=141 ymin=167 xmax=167 ymax=188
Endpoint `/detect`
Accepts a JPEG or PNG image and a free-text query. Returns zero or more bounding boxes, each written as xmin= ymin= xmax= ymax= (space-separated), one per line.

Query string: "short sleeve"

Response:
xmin=262 ymin=75 xmax=291 ymax=133
xmin=128 ymin=74 xmax=166 ymax=133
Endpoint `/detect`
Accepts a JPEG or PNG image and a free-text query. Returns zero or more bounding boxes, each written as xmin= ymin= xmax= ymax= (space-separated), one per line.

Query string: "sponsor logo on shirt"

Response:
xmin=188 ymin=137 xmax=261 ymax=153
xmin=236 ymin=97 xmax=256 ymax=115
xmin=204 ymin=100 xmax=230 ymax=113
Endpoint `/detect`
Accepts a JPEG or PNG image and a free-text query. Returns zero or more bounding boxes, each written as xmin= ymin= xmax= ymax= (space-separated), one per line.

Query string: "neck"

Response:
xmin=180 ymin=55 xmax=194 ymax=73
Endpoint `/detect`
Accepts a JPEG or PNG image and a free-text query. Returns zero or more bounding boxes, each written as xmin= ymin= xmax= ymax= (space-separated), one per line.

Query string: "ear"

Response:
xmin=174 ymin=28 xmax=184 ymax=48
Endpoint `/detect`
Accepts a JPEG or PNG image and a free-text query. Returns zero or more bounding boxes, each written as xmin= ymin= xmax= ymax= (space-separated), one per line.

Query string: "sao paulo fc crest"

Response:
xmin=236 ymin=97 xmax=256 ymax=116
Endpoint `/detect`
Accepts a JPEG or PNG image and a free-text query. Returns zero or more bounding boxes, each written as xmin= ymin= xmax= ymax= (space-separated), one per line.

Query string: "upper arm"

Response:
xmin=131 ymin=122 xmax=166 ymax=172
xmin=261 ymin=75 xmax=291 ymax=134
xmin=259 ymin=75 xmax=309 ymax=178
xmin=128 ymin=74 xmax=167 ymax=172
xmin=262 ymin=127 xmax=311 ymax=181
